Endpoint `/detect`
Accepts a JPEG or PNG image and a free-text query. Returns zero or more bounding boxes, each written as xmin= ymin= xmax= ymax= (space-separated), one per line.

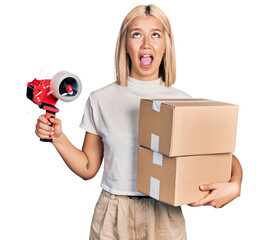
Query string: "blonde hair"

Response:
xmin=115 ymin=4 xmax=176 ymax=87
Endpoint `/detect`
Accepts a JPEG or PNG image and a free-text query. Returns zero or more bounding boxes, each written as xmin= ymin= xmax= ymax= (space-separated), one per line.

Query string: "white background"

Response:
xmin=1 ymin=0 xmax=268 ymax=239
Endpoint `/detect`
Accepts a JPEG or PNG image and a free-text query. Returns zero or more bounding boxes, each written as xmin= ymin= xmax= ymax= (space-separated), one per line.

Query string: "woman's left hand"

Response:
xmin=189 ymin=154 xmax=242 ymax=208
xmin=188 ymin=181 xmax=241 ymax=208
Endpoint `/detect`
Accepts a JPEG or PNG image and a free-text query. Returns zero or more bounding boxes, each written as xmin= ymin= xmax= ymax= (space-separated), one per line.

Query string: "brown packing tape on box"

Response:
xmin=138 ymin=98 xmax=238 ymax=157
xmin=136 ymin=146 xmax=232 ymax=206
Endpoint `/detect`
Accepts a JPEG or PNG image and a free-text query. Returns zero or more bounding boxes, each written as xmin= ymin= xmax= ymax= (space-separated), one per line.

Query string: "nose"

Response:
xmin=141 ymin=35 xmax=151 ymax=49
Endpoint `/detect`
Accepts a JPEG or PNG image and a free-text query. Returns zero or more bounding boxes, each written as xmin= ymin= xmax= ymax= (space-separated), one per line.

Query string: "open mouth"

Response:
xmin=140 ymin=55 xmax=153 ymax=67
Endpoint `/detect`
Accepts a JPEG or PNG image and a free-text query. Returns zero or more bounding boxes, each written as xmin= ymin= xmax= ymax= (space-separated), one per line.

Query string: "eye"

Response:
xmin=152 ymin=33 xmax=160 ymax=38
xmin=132 ymin=32 xmax=141 ymax=38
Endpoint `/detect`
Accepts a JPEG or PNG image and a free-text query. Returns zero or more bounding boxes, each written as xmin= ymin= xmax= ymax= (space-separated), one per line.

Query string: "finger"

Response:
xmin=218 ymin=202 xmax=227 ymax=208
xmin=35 ymin=129 xmax=51 ymax=139
xmin=200 ymin=183 xmax=218 ymax=191
xmin=210 ymin=201 xmax=223 ymax=209
xmin=36 ymin=126 xmax=53 ymax=136
xmin=36 ymin=121 xmax=53 ymax=132
xmin=49 ymin=117 xmax=61 ymax=126
xmin=189 ymin=194 xmax=215 ymax=207
xmin=37 ymin=115 xmax=49 ymax=124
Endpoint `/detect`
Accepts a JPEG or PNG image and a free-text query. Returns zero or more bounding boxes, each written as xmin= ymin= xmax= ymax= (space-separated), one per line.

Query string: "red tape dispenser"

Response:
xmin=27 ymin=71 xmax=82 ymax=142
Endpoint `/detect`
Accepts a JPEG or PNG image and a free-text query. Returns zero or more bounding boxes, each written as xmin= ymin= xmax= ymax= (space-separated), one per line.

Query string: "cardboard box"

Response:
xmin=137 ymin=146 xmax=232 ymax=206
xmin=138 ymin=99 xmax=238 ymax=157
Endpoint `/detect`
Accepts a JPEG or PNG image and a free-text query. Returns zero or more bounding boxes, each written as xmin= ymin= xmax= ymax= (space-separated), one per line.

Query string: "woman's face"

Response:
xmin=126 ymin=16 xmax=166 ymax=81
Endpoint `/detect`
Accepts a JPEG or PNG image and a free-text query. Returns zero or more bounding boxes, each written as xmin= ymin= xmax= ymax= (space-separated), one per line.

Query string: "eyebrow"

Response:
xmin=129 ymin=28 xmax=163 ymax=32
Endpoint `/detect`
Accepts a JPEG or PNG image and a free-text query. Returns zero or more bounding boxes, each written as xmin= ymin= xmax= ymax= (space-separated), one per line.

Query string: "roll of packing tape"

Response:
xmin=50 ymin=71 xmax=82 ymax=102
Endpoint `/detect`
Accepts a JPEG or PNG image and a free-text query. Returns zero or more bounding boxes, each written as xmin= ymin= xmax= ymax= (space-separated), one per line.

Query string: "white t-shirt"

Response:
xmin=80 ymin=77 xmax=192 ymax=195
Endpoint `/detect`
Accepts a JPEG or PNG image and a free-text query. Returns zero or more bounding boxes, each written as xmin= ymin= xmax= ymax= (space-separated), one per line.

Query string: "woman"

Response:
xmin=35 ymin=4 xmax=242 ymax=240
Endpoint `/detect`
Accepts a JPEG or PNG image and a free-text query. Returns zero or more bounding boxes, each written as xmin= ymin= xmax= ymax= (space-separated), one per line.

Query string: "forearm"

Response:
xmin=52 ymin=133 xmax=93 ymax=180
xmin=231 ymin=154 xmax=243 ymax=184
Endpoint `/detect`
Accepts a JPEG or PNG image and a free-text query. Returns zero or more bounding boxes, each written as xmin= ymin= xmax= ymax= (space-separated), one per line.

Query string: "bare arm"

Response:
xmin=35 ymin=115 xmax=103 ymax=180
xmin=230 ymin=154 xmax=243 ymax=189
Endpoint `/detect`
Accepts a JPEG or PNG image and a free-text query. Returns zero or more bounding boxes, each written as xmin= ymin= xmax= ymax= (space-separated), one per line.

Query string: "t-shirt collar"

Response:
xmin=128 ymin=76 xmax=163 ymax=88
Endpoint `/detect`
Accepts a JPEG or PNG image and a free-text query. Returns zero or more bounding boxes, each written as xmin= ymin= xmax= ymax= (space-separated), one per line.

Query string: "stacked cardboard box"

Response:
xmin=137 ymin=99 xmax=238 ymax=206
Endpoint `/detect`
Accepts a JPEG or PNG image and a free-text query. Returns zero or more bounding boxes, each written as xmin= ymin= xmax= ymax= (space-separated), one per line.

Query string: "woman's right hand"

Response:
xmin=35 ymin=115 xmax=104 ymax=180
xmin=35 ymin=115 xmax=62 ymax=141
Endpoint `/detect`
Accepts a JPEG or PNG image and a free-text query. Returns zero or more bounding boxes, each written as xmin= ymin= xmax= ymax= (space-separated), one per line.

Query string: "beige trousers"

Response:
xmin=90 ymin=189 xmax=187 ymax=240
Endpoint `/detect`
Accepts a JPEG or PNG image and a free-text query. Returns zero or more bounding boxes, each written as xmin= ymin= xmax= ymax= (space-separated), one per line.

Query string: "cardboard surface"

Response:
xmin=138 ymin=98 xmax=238 ymax=157
xmin=137 ymin=146 xmax=232 ymax=206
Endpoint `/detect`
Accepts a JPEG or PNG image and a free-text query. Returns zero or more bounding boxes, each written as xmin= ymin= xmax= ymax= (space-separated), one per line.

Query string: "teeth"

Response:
xmin=140 ymin=55 xmax=152 ymax=58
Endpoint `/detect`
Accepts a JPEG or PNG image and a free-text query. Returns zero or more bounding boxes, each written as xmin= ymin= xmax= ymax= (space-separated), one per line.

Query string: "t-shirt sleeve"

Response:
xmin=180 ymin=90 xmax=193 ymax=98
xmin=186 ymin=93 xmax=193 ymax=98
xmin=80 ymin=93 xmax=99 ymax=135
xmin=172 ymin=87 xmax=193 ymax=99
